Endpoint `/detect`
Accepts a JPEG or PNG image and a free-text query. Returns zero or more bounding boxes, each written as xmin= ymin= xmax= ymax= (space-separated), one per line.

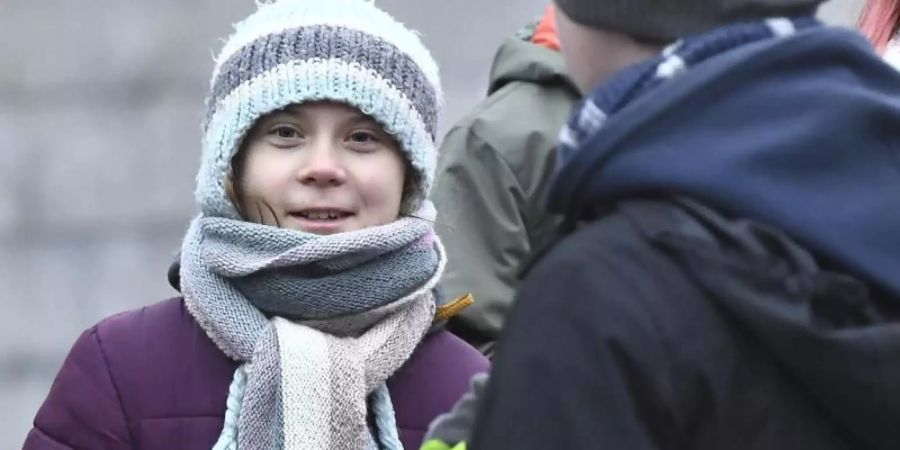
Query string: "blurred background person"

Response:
xmin=473 ymin=0 xmax=900 ymax=447
xmin=433 ymin=4 xmax=581 ymax=355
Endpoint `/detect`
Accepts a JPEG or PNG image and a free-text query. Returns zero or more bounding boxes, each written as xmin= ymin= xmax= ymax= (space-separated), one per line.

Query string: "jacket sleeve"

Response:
xmin=433 ymin=126 xmax=539 ymax=352
xmin=470 ymin=241 xmax=682 ymax=450
xmin=422 ymin=372 xmax=489 ymax=449
xmin=23 ymin=328 xmax=133 ymax=450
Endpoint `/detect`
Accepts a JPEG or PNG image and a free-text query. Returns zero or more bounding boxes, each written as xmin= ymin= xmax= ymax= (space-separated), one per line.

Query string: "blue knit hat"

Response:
xmin=197 ymin=0 xmax=443 ymax=218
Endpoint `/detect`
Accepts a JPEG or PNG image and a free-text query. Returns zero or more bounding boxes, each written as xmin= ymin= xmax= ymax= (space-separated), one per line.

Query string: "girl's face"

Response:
xmin=234 ymin=101 xmax=407 ymax=234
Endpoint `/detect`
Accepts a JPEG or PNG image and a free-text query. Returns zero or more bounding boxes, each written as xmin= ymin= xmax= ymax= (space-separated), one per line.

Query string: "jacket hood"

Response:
xmin=486 ymin=30 xmax=578 ymax=96
xmin=625 ymin=198 xmax=900 ymax=450
xmin=547 ymin=26 xmax=900 ymax=300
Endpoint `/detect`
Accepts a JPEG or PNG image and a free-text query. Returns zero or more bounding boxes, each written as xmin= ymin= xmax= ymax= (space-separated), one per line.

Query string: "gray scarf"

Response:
xmin=180 ymin=207 xmax=444 ymax=449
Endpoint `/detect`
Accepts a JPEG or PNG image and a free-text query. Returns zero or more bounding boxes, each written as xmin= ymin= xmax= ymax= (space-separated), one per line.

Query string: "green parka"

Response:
xmin=434 ymin=30 xmax=580 ymax=353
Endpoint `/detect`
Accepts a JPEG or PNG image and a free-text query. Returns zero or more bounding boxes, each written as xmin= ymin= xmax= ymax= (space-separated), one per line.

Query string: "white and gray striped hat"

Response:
xmin=196 ymin=0 xmax=443 ymax=218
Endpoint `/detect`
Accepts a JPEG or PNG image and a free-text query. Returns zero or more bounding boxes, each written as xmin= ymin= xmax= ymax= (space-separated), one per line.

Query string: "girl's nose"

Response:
xmin=295 ymin=142 xmax=347 ymax=187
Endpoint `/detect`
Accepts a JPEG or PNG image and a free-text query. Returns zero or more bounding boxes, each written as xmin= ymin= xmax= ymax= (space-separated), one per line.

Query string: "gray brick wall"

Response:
xmin=0 ymin=0 xmax=866 ymax=446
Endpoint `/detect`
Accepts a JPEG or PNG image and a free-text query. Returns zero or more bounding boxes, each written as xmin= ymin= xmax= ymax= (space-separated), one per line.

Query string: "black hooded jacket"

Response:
xmin=472 ymin=198 xmax=900 ymax=449
xmin=472 ymin=26 xmax=900 ymax=450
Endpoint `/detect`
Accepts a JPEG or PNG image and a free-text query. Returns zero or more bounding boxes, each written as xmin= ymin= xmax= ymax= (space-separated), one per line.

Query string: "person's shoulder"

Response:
xmin=29 ymin=297 xmax=233 ymax=446
xmin=389 ymin=329 xmax=488 ymax=434
xmin=521 ymin=200 xmax=708 ymax=325
xmin=93 ymin=296 xmax=198 ymax=345
xmin=394 ymin=329 xmax=488 ymax=391
xmin=438 ymin=81 xmax=577 ymax=189
xmin=416 ymin=329 xmax=489 ymax=375
xmin=466 ymin=82 xmax=575 ymax=135
xmin=442 ymin=78 xmax=578 ymax=159
xmin=92 ymin=296 xmax=230 ymax=367
xmin=500 ymin=201 xmax=723 ymax=385
xmin=532 ymin=204 xmax=653 ymax=275
xmin=89 ymin=297 xmax=234 ymax=418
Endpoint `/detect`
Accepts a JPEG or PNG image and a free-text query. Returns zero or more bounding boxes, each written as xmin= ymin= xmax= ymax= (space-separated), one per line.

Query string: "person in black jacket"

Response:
xmin=471 ymin=1 xmax=900 ymax=449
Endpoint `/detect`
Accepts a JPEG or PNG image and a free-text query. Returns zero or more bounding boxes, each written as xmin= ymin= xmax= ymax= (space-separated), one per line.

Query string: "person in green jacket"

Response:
xmin=434 ymin=5 xmax=581 ymax=354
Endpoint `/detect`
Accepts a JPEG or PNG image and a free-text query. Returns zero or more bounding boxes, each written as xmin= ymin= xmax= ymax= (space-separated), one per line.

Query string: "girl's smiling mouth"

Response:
xmin=288 ymin=208 xmax=355 ymax=233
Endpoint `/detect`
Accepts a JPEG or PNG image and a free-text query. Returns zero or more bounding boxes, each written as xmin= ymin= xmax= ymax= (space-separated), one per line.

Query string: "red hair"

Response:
xmin=859 ymin=0 xmax=900 ymax=53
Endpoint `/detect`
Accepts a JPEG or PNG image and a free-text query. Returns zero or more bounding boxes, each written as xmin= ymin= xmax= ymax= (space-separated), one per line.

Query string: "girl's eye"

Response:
xmin=273 ymin=126 xmax=301 ymax=139
xmin=348 ymin=131 xmax=379 ymax=144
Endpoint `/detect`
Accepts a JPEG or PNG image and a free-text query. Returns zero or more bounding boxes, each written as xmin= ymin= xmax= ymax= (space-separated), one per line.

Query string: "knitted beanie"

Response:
xmin=554 ymin=0 xmax=826 ymax=42
xmin=196 ymin=0 xmax=443 ymax=218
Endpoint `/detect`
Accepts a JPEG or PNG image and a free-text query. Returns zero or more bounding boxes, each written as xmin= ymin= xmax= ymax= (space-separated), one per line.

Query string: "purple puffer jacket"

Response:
xmin=23 ymin=297 xmax=489 ymax=449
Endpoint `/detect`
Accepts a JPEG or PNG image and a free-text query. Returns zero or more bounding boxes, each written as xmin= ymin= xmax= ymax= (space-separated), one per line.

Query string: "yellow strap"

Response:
xmin=435 ymin=293 xmax=474 ymax=321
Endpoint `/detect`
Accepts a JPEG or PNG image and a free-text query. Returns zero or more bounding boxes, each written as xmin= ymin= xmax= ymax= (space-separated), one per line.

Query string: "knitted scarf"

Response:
xmin=180 ymin=206 xmax=444 ymax=449
xmin=555 ymin=17 xmax=820 ymax=174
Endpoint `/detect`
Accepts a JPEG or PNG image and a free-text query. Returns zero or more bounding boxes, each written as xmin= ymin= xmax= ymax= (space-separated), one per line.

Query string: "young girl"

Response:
xmin=859 ymin=0 xmax=900 ymax=68
xmin=23 ymin=1 xmax=488 ymax=449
